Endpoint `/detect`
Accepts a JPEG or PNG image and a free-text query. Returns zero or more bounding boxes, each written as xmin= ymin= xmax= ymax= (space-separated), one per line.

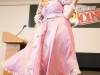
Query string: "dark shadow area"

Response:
xmin=28 ymin=5 xmax=38 ymax=27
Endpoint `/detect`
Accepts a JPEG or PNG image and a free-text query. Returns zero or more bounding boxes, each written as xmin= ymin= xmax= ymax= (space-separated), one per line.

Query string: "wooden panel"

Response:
xmin=5 ymin=44 xmax=20 ymax=59
xmin=3 ymin=44 xmax=20 ymax=75
xmin=4 ymin=71 xmax=12 ymax=75
xmin=2 ymin=32 xmax=28 ymax=44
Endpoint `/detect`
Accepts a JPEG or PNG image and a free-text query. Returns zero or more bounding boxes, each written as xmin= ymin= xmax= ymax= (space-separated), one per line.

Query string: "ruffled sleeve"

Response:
xmin=34 ymin=1 xmax=43 ymax=23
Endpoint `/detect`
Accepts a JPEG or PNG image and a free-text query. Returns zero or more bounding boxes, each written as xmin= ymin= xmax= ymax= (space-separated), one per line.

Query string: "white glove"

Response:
xmin=34 ymin=14 xmax=42 ymax=23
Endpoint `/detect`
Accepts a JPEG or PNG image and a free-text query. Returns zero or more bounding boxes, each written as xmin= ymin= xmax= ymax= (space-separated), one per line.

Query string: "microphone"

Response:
xmin=16 ymin=25 xmax=27 ymax=36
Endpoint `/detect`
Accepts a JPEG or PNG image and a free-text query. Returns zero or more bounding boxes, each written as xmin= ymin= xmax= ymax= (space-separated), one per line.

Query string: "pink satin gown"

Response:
xmin=2 ymin=0 xmax=81 ymax=75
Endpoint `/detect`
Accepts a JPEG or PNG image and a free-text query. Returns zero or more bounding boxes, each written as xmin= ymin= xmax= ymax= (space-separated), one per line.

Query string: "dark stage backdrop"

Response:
xmin=28 ymin=5 xmax=38 ymax=27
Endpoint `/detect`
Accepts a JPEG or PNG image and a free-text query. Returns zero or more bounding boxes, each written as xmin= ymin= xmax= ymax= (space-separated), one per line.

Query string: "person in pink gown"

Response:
xmin=2 ymin=0 xmax=81 ymax=75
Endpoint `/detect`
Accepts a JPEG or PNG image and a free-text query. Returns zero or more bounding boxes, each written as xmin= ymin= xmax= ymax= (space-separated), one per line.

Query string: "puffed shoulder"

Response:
xmin=58 ymin=0 xmax=70 ymax=5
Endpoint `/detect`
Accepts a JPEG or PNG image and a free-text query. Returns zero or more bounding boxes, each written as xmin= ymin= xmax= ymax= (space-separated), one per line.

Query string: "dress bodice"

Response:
xmin=41 ymin=0 xmax=68 ymax=17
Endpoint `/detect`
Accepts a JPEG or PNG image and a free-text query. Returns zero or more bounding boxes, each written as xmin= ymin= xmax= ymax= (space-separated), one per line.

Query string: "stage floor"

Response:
xmin=79 ymin=70 xmax=100 ymax=75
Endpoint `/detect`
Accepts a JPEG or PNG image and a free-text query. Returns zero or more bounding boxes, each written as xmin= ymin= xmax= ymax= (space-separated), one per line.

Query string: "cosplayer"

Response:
xmin=2 ymin=0 xmax=81 ymax=75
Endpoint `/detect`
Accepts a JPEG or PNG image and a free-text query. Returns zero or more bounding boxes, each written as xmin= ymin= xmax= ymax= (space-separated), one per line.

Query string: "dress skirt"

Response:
xmin=2 ymin=16 xmax=81 ymax=75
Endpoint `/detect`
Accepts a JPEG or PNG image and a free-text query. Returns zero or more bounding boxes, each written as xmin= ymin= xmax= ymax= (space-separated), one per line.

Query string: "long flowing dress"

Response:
xmin=2 ymin=0 xmax=81 ymax=75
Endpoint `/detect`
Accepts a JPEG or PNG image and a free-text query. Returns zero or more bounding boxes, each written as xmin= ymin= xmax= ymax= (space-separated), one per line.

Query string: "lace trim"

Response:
xmin=1 ymin=61 xmax=16 ymax=75
xmin=1 ymin=53 xmax=81 ymax=75
xmin=41 ymin=69 xmax=81 ymax=75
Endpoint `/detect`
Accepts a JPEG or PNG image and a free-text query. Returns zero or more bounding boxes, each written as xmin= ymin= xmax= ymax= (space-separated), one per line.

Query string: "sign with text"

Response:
xmin=70 ymin=4 xmax=100 ymax=28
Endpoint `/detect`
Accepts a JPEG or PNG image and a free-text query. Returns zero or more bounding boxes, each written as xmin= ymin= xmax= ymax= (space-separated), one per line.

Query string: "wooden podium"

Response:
xmin=2 ymin=32 xmax=28 ymax=75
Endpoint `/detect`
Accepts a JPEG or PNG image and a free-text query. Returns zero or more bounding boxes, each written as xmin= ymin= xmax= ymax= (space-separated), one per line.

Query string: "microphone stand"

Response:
xmin=16 ymin=25 xmax=27 ymax=36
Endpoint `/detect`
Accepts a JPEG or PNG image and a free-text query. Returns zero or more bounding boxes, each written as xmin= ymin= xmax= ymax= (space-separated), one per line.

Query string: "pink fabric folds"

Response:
xmin=2 ymin=16 xmax=81 ymax=75
xmin=2 ymin=0 xmax=81 ymax=75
